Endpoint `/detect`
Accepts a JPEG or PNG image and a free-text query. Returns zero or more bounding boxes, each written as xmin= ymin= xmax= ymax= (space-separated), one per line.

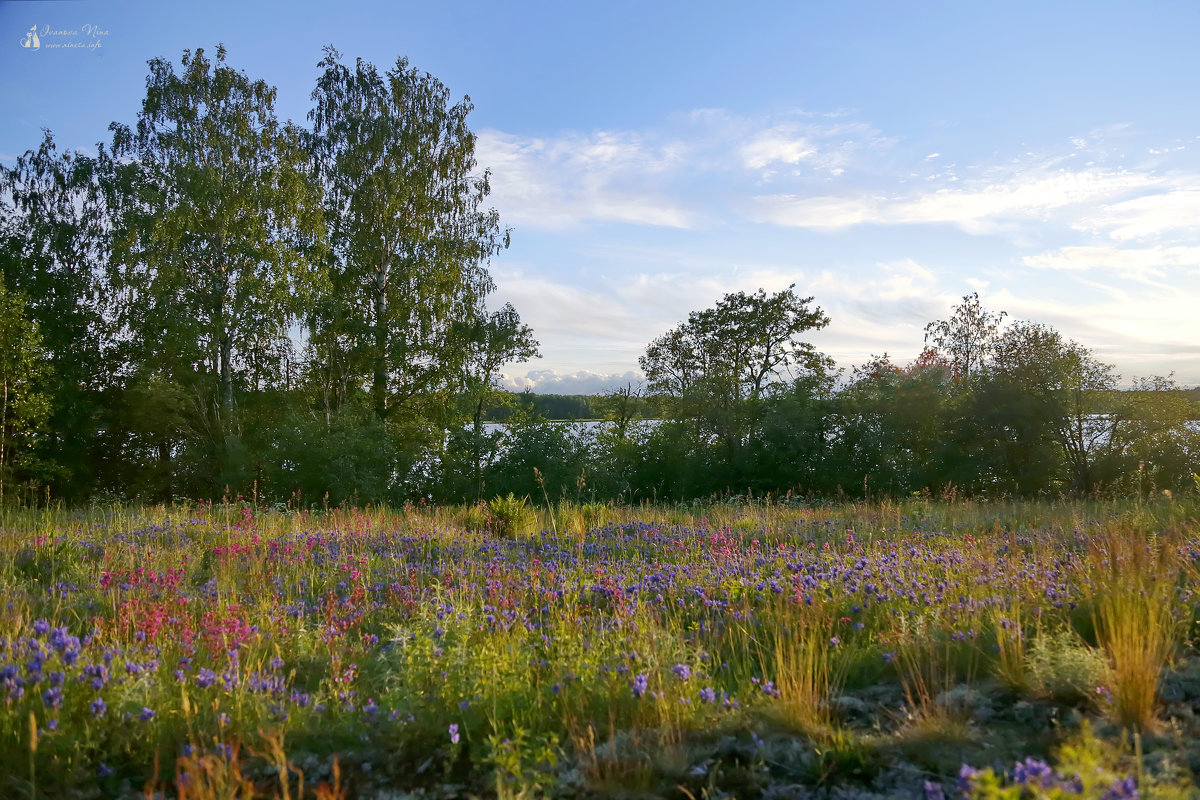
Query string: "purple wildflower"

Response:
xmin=42 ymin=687 xmax=62 ymax=709
xmin=958 ymin=764 xmax=982 ymax=792
xmin=1013 ymin=757 xmax=1055 ymax=788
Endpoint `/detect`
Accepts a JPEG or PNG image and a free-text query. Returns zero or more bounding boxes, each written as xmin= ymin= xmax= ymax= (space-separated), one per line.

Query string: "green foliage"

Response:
xmin=458 ymin=502 xmax=490 ymax=532
xmin=305 ymin=47 xmax=510 ymax=426
xmin=0 ymin=132 xmax=112 ymax=502
xmin=960 ymin=721 xmax=1196 ymax=799
xmin=1101 ymin=375 xmax=1200 ymax=495
xmin=3 ymin=45 xmax=1197 ymax=511
xmin=485 ymin=393 xmax=604 ymax=422
xmin=487 ymin=493 xmax=536 ymax=537
xmin=271 ymin=403 xmax=402 ymax=507
xmin=1026 ymin=628 xmax=1109 ymax=705
xmin=109 ymin=44 xmax=325 ymax=411
xmin=486 ymin=727 xmax=559 ymax=800
xmin=488 ymin=418 xmax=591 ymax=503
xmin=923 ymin=291 xmax=1006 ymax=381
xmin=641 ymin=285 xmax=830 ymax=404
xmin=0 ymin=282 xmax=52 ymax=504
xmin=829 ymin=353 xmax=956 ymax=497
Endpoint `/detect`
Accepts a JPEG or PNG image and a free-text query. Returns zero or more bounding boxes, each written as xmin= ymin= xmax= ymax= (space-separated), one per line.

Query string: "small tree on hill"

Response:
xmin=924 ymin=292 xmax=1006 ymax=381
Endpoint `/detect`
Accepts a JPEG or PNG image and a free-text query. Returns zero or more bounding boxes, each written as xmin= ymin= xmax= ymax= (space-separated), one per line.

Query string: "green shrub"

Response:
xmin=488 ymin=493 xmax=536 ymax=538
xmin=458 ymin=502 xmax=490 ymax=533
xmin=1026 ymin=628 xmax=1108 ymax=705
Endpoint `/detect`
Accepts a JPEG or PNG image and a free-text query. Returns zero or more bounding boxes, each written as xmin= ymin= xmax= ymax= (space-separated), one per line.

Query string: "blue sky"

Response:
xmin=4 ymin=0 xmax=1199 ymax=391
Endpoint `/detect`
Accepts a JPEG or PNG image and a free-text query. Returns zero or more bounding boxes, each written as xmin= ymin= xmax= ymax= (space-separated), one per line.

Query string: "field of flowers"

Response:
xmin=2 ymin=497 xmax=1200 ymax=799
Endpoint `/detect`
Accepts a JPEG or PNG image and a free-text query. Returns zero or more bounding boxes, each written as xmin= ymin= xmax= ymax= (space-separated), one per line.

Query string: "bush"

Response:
xmin=1026 ymin=628 xmax=1108 ymax=705
xmin=488 ymin=493 xmax=536 ymax=538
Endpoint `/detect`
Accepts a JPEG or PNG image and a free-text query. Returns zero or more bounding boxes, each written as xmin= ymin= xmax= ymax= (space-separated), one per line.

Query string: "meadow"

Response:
xmin=2 ymin=496 xmax=1199 ymax=799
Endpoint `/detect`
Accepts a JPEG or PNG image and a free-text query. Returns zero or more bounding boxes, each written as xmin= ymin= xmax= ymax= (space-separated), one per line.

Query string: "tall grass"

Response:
xmin=762 ymin=598 xmax=842 ymax=735
xmin=1086 ymin=522 xmax=1186 ymax=731
xmin=0 ymin=496 xmax=1196 ymax=796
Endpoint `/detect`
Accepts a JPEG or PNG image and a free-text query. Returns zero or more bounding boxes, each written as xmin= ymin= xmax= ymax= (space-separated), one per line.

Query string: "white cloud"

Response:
xmin=1024 ymin=244 xmax=1200 ymax=278
xmin=750 ymin=195 xmax=880 ymax=229
xmin=500 ymin=369 xmax=644 ymax=395
xmin=1072 ymin=187 xmax=1200 ymax=240
xmin=476 ymin=129 xmax=692 ymax=230
xmin=476 ymin=112 xmax=1200 ymax=386
xmin=984 ymin=285 xmax=1200 ymax=383
xmin=741 ymin=128 xmax=816 ymax=170
xmin=737 ymin=120 xmax=881 ymax=179
xmin=475 ymin=110 xmax=887 ymax=229
xmin=752 ymin=168 xmax=1161 ymax=232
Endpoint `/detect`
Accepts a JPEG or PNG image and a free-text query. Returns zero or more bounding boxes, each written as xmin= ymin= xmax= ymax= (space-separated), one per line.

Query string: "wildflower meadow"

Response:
xmin=2 ymin=497 xmax=1199 ymax=799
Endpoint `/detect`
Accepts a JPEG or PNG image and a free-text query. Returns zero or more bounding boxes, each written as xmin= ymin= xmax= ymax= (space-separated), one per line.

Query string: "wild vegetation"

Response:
xmin=2 ymin=497 xmax=1200 ymax=798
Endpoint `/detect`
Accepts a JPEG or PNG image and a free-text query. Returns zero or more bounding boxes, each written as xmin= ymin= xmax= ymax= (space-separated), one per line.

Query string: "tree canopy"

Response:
xmin=640 ymin=285 xmax=831 ymax=404
xmin=1 ymin=44 xmax=1195 ymax=507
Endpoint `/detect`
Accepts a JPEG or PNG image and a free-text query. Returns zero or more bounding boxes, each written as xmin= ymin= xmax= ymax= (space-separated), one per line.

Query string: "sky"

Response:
xmin=3 ymin=0 xmax=1199 ymax=392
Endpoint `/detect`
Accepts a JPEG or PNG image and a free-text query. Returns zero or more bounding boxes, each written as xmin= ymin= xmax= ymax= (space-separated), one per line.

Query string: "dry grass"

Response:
xmin=1086 ymin=522 xmax=1187 ymax=731
xmin=762 ymin=599 xmax=843 ymax=736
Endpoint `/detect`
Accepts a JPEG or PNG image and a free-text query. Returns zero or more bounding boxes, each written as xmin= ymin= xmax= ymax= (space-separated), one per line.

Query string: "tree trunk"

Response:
xmin=157 ymin=437 xmax=173 ymax=502
xmin=473 ymin=396 xmax=484 ymax=501
xmin=220 ymin=332 xmax=234 ymax=410
xmin=372 ymin=259 xmax=390 ymax=421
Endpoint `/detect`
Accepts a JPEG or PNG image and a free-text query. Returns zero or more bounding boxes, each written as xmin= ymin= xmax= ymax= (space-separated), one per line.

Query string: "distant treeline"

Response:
xmin=492 ymin=389 xmax=1199 ymax=422
xmin=2 ymin=46 xmax=1196 ymax=508
xmin=482 ymin=392 xmax=655 ymax=422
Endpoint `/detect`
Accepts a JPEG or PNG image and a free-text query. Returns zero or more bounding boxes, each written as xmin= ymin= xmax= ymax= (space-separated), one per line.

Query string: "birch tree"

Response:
xmin=305 ymin=48 xmax=509 ymax=425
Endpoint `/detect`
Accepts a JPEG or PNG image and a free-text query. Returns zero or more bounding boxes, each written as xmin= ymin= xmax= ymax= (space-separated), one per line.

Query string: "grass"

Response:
xmin=0 ymin=496 xmax=1197 ymax=797
xmin=1087 ymin=522 xmax=1186 ymax=732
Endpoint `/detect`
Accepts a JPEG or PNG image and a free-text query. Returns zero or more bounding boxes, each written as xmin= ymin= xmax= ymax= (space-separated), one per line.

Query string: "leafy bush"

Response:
xmin=1026 ymin=628 xmax=1108 ymax=705
xmin=488 ymin=493 xmax=536 ymax=537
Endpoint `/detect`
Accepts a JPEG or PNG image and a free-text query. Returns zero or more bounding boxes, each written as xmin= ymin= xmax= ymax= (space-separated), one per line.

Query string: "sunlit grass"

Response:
xmin=0 ymin=496 xmax=1196 ymax=796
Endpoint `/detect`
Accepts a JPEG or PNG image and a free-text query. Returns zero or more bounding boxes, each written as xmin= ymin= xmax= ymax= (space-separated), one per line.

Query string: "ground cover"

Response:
xmin=1 ymin=497 xmax=1199 ymax=799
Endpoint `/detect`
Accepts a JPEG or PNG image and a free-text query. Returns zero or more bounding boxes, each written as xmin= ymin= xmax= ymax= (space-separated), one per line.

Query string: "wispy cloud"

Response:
xmin=737 ymin=120 xmax=877 ymax=178
xmin=480 ymin=109 xmax=1200 ymax=387
xmin=751 ymin=168 xmax=1161 ymax=233
xmin=477 ymin=129 xmax=692 ymax=229
xmin=985 ymin=284 xmax=1200 ymax=381
xmin=476 ymin=109 xmax=886 ymax=229
xmin=1072 ymin=186 xmax=1200 ymax=240
xmin=500 ymin=369 xmax=643 ymax=395
xmin=1024 ymin=244 xmax=1200 ymax=278
xmin=740 ymin=130 xmax=816 ymax=170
